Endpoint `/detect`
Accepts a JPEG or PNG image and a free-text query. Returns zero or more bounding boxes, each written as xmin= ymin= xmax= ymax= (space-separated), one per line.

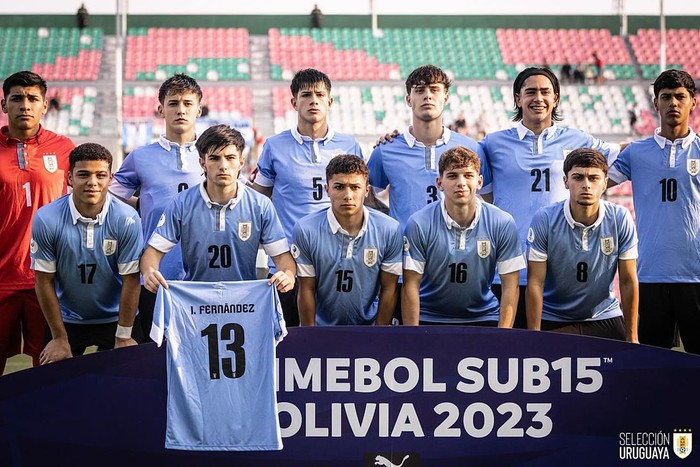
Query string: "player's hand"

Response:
xmin=268 ymin=270 xmax=295 ymax=293
xmin=114 ymin=337 xmax=138 ymax=349
xmin=39 ymin=337 xmax=72 ymax=365
xmin=373 ymin=129 xmax=400 ymax=148
xmin=142 ymin=268 xmax=168 ymax=293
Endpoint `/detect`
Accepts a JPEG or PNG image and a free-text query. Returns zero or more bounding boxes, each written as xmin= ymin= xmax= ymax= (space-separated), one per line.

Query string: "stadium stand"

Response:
xmin=629 ymin=28 xmax=700 ymax=80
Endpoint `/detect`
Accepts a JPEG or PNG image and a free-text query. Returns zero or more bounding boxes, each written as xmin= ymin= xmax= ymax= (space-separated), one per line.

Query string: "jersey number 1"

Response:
xmin=201 ymin=323 xmax=246 ymax=380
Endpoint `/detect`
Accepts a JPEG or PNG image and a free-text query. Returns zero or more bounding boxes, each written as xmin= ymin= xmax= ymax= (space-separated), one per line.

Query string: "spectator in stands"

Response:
xmin=109 ymin=73 xmax=204 ymax=342
xmin=628 ymin=103 xmax=639 ymax=135
xmin=293 ymin=154 xmax=402 ymax=326
xmin=251 ymin=68 xmax=362 ymax=327
xmin=592 ymin=51 xmax=605 ymax=83
xmin=573 ymin=64 xmax=585 ymax=84
xmin=526 ymin=148 xmax=639 ymax=342
xmin=608 ymin=69 xmax=700 ymax=355
xmin=311 ymin=4 xmax=323 ymax=28
xmin=48 ymin=93 xmax=60 ymax=113
xmin=478 ymin=66 xmax=621 ymax=329
xmin=76 ymin=4 xmax=89 ymax=30
xmin=140 ymin=124 xmax=296 ymax=296
xmin=402 ymin=147 xmax=525 ymax=326
xmin=31 ymin=143 xmax=143 ymax=364
xmin=453 ymin=115 xmax=469 ymax=135
xmin=560 ymin=59 xmax=572 ymax=83
xmin=0 ymin=71 xmax=74 ymax=374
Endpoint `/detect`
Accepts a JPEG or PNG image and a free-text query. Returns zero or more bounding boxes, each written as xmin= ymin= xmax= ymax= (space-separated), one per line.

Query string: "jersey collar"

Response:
xmin=440 ymin=198 xmax=481 ymax=231
xmin=516 ymin=121 xmax=557 ymax=141
xmin=158 ymin=135 xmax=198 ymax=152
xmin=291 ymin=125 xmax=335 ymax=145
xmin=403 ymin=125 xmax=451 ymax=148
xmin=0 ymin=124 xmax=45 ymax=145
xmin=652 ymin=127 xmax=697 ymax=149
xmin=69 ymin=192 xmax=111 ymax=225
xmin=563 ymin=198 xmax=606 ymax=230
xmin=326 ymin=206 xmax=369 ymax=237
xmin=198 ymin=180 xmax=245 ymax=210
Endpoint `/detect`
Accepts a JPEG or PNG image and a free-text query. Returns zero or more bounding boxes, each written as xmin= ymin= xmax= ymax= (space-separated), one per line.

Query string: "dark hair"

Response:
xmin=196 ymin=124 xmax=245 ymax=158
xmin=158 ymin=73 xmax=202 ymax=104
xmin=439 ymin=146 xmax=481 ymax=176
xmin=512 ymin=66 xmax=562 ymax=122
xmin=69 ymin=143 xmax=113 ymax=171
xmin=290 ymin=68 xmax=332 ymax=97
xmin=653 ymin=69 xmax=696 ymax=98
xmin=325 ymin=154 xmax=368 ymax=181
xmin=563 ymin=148 xmax=608 ymax=176
xmin=405 ymin=65 xmax=451 ymax=95
xmin=3 ymin=70 xmax=47 ymax=98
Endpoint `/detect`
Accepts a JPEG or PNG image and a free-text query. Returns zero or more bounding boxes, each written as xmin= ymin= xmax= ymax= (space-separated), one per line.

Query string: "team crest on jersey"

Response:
xmin=688 ymin=159 xmax=700 ymax=176
xmin=403 ymin=236 xmax=410 ymax=252
xmin=157 ymin=213 xmax=166 ymax=227
xmin=43 ymin=154 xmax=58 ymax=173
xmin=364 ymin=248 xmax=378 ymax=267
xmin=600 ymin=237 xmax=615 ymax=255
xmin=103 ymin=239 xmax=117 ymax=256
xmin=30 ymin=238 xmax=38 ymax=254
xmin=673 ymin=430 xmax=692 ymax=459
xmin=527 ymin=227 xmax=535 ymax=244
xmin=238 ymin=221 xmax=252 ymax=241
xmin=477 ymin=239 xmax=491 ymax=258
xmin=290 ymin=244 xmax=300 ymax=259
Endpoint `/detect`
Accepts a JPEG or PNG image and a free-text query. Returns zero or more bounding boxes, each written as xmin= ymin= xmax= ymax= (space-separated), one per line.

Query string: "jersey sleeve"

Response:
xmin=117 ymin=211 xmax=145 ymax=275
xmin=617 ymin=206 xmax=639 ymax=260
xmin=380 ymin=222 xmax=403 ymax=276
xmin=260 ymin=199 xmax=289 ymax=257
xmin=30 ymin=210 xmax=57 ymax=273
xmin=151 ymin=286 xmax=172 ymax=346
xmin=110 ymin=152 xmax=140 ymax=199
xmin=403 ymin=216 xmax=427 ymax=274
xmin=255 ymin=141 xmax=276 ymax=187
xmin=527 ymin=208 xmax=549 ymax=262
xmin=478 ymin=137 xmax=493 ymax=194
xmin=608 ymin=145 xmax=632 ymax=184
xmin=148 ymin=197 xmax=182 ymax=254
xmin=367 ymin=146 xmax=389 ymax=190
xmin=352 ymin=139 xmax=365 ymax=161
xmin=271 ymin=287 xmax=288 ymax=344
xmin=291 ymin=221 xmax=315 ymax=277
xmin=495 ymin=213 xmax=527 ymax=274
xmin=587 ymin=133 xmax=621 ymax=166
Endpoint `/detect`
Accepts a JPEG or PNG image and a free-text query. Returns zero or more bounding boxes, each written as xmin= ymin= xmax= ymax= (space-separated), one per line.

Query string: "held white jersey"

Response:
xmin=152 ymin=279 xmax=286 ymax=451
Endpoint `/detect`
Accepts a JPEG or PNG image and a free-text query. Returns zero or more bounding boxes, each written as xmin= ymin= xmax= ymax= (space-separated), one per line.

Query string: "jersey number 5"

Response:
xmin=201 ymin=323 xmax=246 ymax=380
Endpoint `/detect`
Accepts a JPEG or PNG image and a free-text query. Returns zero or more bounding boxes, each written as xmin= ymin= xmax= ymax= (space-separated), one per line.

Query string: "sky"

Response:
xmin=9 ymin=0 xmax=700 ymax=16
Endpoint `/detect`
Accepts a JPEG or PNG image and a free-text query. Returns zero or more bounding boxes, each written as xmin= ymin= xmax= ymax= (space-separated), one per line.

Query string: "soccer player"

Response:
xmin=479 ymin=66 xmax=621 ymax=329
xmin=292 ymin=154 xmax=402 ymax=326
xmin=31 ymin=143 xmax=143 ymax=363
xmin=526 ymin=148 xmax=639 ymax=342
xmin=402 ymin=146 xmax=525 ymax=326
xmin=110 ymin=73 xmax=204 ymax=339
xmin=608 ymin=69 xmax=700 ymax=354
xmin=0 ymin=71 xmax=74 ymax=372
xmin=141 ymin=124 xmax=295 ymax=294
xmin=367 ymin=64 xmax=485 ymax=230
xmin=252 ymin=68 xmax=362 ymax=326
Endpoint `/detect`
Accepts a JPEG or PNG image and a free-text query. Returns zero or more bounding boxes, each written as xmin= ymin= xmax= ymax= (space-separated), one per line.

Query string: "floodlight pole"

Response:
xmin=115 ymin=0 xmax=127 ymax=165
xmin=659 ymin=0 xmax=666 ymax=72
xmin=370 ymin=0 xmax=382 ymax=38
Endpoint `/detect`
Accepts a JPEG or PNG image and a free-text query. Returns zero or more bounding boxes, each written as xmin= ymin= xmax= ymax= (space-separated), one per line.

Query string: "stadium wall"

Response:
xmin=1 ymin=14 xmax=699 ymax=35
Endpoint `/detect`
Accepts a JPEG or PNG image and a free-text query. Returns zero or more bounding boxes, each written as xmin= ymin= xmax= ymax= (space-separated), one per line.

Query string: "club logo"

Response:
xmin=43 ymin=154 xmax=58 ymax=173
xmin=30 ymin=238 xmax=38 ymax=254
xmin=674 ymin=429 xmax=693 ymax=459
xmin=364 ymin=248 xmax=378 ymax=267
xmin=600 ymin=237 xmax=615 ymax=256
xmin=103 ymin=239 xmax=117 ymax=256
xmin=238 ymin=221 xmax=252 ymax=241
xmin=403 ymin=236 xmax=410 ymax=252
xmin=527 ymin=227 xmax=535 ymax=244
xmin=688 ymin=159 xmax=699 ymax=176
xmin=363 ymin=452 xmax=420 ymax=467
xmin=477 ymin=239 xmax=491 ymax=258
xmin=290 ymin=244 xmax=300 ymax=259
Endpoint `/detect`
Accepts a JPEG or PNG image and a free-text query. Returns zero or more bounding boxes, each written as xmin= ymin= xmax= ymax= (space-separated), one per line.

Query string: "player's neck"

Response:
xmin=334 ymin=209 xmax=364 ymax=237
xmin=7 ymin=124 xmax=40 ymax=141
xmin=659 ymin=121 xmax=691 ymax=142
xmin=445 ymin=200 xmax=476 ymax=229
xmin=72 ymin=195 xmax=106 ymax=220
xmin=569 ymin=201 xmax=599 ymax=226
xmin=165 ymin=128 xmax=196 ymax=146
xmin=297 ymin=120 xmax=328 ymax=140
xmin=409 ymin=119 xmax=444 ymax=146
xmin=206 ymin=182 xmax=238 ymax=205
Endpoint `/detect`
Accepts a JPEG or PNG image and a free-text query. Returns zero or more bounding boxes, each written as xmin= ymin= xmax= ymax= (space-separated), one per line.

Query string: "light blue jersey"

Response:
xmin=149 ymin=181 xmax=288 ymax=282
xmin=609 ymin=129 xmax=700 ymax=282
xmin=110 ymin=136 xmax=203 ymax=280
xmin=480 ymin=122 xmax=620 ymax=285
xmin=30 ymin=193 xmax=143 ymax=324
xmin=292 ymin=207 xmax=403 ymax=325
xmin=255 ymin=126 xmax=363 ymax=243
xmin=152 ymin=279 xmax=285 ymax=451
xmin=403 ymin=199 xmax=526 ymax=323
xmin=527 ymin=200 xmax=638 ymax=322
xmin=367 ymin=127 xmax=485 ymax=230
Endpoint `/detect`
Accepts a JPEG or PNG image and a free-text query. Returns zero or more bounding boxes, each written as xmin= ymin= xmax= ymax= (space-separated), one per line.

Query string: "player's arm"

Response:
xmin=480 ymin=192 xmax=494 ymax=203
xmin=401 ymin=270 xmax=422 ymax=326
xmin=251 ymin=182 xmax=273 ymax=198
xmin=35 ymin=271 xmax=72 ymax=364
xmin=497 ymin=270 xmax=520 ymax=328
xmin=269 ymin=251 xmax=296 ymax=293
xmin=297 ymin=276 xmax=317 ymax=326
xmin=140 ymin=246 xmax=168 ymax=293
xmin=376 ymin=271 xmax=399 ymax=325
xmin=525 ymin=260 xmax=547 ymax=331
xmin=115 ymin=272 xmax=141 ymax=348
xmin=618 ymin=258 xmax=639 ymax=344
